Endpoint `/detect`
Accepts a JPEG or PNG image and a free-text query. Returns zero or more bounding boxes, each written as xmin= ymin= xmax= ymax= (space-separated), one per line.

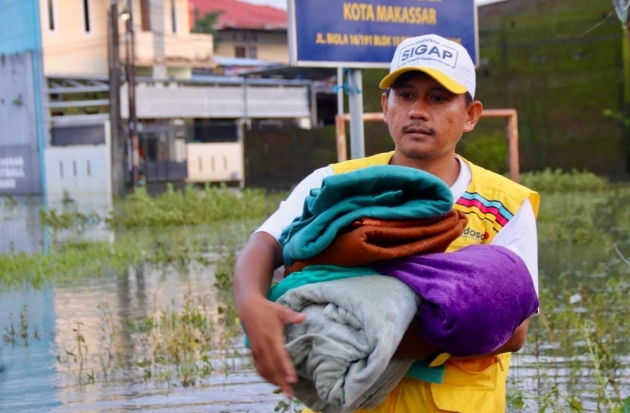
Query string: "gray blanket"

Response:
xmin=276 ymin=275 xmax=419 ymax=413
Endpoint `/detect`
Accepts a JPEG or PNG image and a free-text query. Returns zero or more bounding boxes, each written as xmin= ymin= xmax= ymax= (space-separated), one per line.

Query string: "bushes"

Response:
xmin=458 ymin=133 xmax=509 ymax=176
xmin=520 ymin=168 xmax=609 ymax=193
xmin=108 ymin=184 xmax=271 ymax=228
xmin=520 ymin=169 xmax=630 ymax=246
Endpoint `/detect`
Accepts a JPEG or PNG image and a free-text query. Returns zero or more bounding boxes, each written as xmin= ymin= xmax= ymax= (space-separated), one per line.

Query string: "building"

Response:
xmin=189 ymin=0 xmax=289 ymax=64
xmin=189 ymin=0 xmax=340 ymax=127
xmin=41 ymin=0 xmax=214 ymax=79
xmin=0 ymin=0 xmax=213 ymax=197
xmin=0 ymin=0 xmax=46 ymax=196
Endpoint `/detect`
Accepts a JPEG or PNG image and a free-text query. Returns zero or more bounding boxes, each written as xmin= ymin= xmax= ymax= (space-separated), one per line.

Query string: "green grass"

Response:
xmin=38 ymin=184 xmax=285 ymax=230
xmin=0 ymin=219 xmax=262 ymax=290
xmin=535 ymin=188 xmax=630 ymax=247
xmin=510 ymin=260 xmax=630 ymax=412
xmin=108 ymin=184 xmax=269 ymax=228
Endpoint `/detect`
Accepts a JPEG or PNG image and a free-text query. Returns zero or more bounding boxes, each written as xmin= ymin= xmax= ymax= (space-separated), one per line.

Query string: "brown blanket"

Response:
xmin=284 ymin=209 xmax=467 ymax=276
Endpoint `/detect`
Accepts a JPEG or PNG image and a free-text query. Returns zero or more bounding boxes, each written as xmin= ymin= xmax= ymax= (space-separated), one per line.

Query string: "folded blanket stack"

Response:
xmin=279 ymin=165 xmax=454 ymax=266
xmin=267 ymin=165 xmax=538 ymax=413
xmin=284 ymin=210 xmax=468 ymax=276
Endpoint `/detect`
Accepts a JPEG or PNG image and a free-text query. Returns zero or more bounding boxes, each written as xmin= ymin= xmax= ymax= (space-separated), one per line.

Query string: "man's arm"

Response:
xmin=394 ymin=318 xmax=530 ymax=360
xmin=234 ymin=167 xmax=331 ymax=396
xmin=234 ymin=232 xmax=306 ymax=397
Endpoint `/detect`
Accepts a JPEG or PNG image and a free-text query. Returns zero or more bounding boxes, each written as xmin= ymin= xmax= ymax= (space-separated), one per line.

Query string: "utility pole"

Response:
xmin=626 ymin=10 xmax=630 ymax=176
xmin=108 ymin=0 xmax=125 ymax=196
xmin=123 ymin=0 xmax=139 ymax=189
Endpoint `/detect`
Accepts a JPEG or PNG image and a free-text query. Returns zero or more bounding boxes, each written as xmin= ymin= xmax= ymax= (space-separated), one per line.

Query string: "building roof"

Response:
xmin=189 ymin=0 xmax=287 ymax=30
xmin=213 ymin=56 xmax=276 ymax=67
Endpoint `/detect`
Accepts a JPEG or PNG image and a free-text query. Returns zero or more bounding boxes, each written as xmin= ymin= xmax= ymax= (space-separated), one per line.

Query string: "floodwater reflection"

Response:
xmin=0 ymin=194 xmax=114 ymax=255
xmin=0 ymin=261 xmax=290 ymax=412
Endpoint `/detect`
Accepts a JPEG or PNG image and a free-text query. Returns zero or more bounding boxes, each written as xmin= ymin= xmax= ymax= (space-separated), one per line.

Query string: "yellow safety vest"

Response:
xmin=302 ymin=152 xmax=539 ymax=413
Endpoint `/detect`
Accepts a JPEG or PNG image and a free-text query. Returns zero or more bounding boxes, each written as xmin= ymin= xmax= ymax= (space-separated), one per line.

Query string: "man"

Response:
xmin=234 ymin=34 xmax=539 ymax=412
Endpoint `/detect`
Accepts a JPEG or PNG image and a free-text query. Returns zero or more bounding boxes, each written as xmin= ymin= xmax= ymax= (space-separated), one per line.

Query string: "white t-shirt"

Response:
xmin=256 ymin=158 xmax=539 ymax=294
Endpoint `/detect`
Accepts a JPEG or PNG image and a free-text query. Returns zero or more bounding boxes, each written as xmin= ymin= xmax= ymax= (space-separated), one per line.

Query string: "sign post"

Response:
xmin=348 ymin=69 xmax=365 ymax=159
xmin=288 ymin=0 xmax=478 ymax=159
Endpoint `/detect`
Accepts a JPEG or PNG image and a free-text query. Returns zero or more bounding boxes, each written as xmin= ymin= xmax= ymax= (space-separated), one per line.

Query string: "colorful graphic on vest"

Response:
xmin=456 ymin=191 xmax=515 ymax=234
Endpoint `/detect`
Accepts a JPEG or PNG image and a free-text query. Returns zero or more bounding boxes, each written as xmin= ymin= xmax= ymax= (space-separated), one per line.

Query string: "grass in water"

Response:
xmin=508 ymin=256 xmax=630 ymax=412
xmin=0 ymin=219 xmax=261 ymax=290
xmin=52 ymin=252 xmax=247 ymax=388
xmin=38 ymin=184 xmax=286 ymax=230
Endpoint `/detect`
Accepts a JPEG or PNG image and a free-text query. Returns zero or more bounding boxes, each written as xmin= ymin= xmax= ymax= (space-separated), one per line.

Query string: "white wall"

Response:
xmin=186 ymin=142 xmax=244 ymax=185
xmin=120 ymin=83 xmax=311 ymax=119
xmin=44 ymin=122 xmax=112 ymax=200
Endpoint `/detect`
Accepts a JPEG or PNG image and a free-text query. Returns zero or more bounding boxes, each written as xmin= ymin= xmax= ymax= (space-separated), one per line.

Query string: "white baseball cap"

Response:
xmin=379 ymin=34 xmax=476 ymax=98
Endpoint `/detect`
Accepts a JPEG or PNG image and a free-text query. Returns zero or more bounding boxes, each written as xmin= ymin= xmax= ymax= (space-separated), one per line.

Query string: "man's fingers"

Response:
xmin=280 ymin=307 xmax=307 ymax=325
xmin=275 ymin=306 xmax=304 ymax=395
xmin=249 ymin=312 xmax=298 ymax=396
xmin=245 ymin=301 xmax=304 ymax=398
xmin=275 ymin=343 xmax=297 ymax=397
xmin=253 ymin=345 xmax=295 ymax=398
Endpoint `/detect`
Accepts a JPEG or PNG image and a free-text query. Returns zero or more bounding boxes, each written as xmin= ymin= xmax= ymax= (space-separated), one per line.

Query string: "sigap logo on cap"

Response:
xmin=398 ymin=38 xmax=459 ymax=69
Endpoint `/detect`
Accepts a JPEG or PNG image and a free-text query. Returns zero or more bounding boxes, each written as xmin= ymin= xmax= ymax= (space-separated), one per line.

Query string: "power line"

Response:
xmin=553 ymin=10 xmax=615 ymax=39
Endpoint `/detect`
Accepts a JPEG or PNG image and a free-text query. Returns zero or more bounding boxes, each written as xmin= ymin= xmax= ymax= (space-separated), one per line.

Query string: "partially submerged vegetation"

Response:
xmin=3 ymin=184 xmax=279 ymax=289
xmin=0 ymin=219 xmax=261 ymax=289
xmin=108 ymin=184 xmax=277 ymax=228
xmin=520 ymin=170 xmax=630 ymax=247
xmin=38 ymin=184 xmax=285 ymax=230
xmin=511 ymin=258 xmax=630 ymax=412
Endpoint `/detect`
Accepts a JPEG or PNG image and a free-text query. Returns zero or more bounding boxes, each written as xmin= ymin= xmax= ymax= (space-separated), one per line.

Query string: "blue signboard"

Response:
xmin=288 ymin=0 xmax=478 ymax=68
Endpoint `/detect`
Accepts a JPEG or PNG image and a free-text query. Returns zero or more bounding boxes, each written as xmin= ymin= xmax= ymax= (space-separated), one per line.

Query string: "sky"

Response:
xmin=240 ymin=0 xmax=506 ymax=10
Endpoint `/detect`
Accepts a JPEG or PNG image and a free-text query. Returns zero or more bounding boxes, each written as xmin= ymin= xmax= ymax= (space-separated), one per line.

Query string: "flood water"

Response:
xmin=1 ymin=196 xmax=629 ymax=412
xmin=0 ymin=268 xmax=286 ymax=412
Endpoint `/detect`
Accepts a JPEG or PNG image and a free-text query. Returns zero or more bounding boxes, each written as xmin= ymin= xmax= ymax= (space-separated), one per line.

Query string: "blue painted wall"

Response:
xmin=0 ymin=0 xmax=40 ymax=54
xmin=0 ymin=0 xmax=46 ymax=196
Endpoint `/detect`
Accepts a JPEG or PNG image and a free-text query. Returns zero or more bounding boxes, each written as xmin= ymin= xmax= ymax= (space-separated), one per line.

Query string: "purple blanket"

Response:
xmin=369 ymin=244 xmax=539 ymax=357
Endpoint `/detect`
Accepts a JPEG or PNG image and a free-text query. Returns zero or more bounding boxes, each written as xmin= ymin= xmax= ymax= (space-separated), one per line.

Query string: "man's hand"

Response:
xmin=240 ymin=295 xmax=306 ymax=397
xmin=395 ymin=317 xmax=530 ymax=360
xmin=394 ymin=317 xmax=439 ymax=360
xmin=233 ymin=232 xmax=306 ymax=397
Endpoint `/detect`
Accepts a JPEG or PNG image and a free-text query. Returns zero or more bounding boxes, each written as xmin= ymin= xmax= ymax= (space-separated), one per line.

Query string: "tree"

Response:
xmin=192 ymin=10 xmax=223 ymax=50
xmin=612 ymin=0 xmax=630 ymax=174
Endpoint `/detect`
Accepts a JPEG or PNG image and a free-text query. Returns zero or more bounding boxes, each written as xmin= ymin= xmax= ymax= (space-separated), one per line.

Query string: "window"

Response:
xmin=51 ymin=125 xmax=106 ymax=146
xmin=47 ymin=0 xmax=55 ymax=31
xmin=170 ymin=0 xmax=178 ymax=33
xmin=235 ymin=46 xmax=246 ymax=58
xmin=248 ymin=46 xmax=257 ymax=59
xmin=140 ymin=0 xmax=151 ymax=31
xmin=82 ymin=0 xmax=91 ymax=33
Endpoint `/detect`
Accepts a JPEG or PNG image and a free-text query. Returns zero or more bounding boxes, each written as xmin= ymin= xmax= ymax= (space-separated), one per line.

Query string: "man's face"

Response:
xmin=381 ymin=72 xmax=481 ymax=162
